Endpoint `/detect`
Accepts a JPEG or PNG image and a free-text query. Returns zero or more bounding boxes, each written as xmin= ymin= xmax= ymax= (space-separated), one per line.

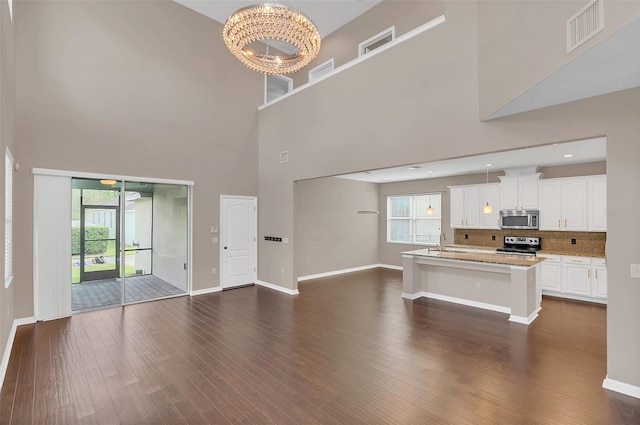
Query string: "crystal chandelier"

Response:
xmin=222 ymin=3 xmax=321 ymax=75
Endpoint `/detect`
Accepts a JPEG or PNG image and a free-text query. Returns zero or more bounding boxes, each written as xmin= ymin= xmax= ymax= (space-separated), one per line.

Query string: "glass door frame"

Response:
xmin=79 ymin=204 xmax=121 ymax=282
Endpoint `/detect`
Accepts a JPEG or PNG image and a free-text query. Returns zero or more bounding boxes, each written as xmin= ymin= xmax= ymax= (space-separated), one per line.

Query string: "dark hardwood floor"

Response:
xmin=1 ymin=268 xmax=639 ymax=424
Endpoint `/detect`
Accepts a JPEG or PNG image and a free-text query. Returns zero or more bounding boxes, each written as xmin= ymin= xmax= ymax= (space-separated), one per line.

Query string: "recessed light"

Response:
xmin=563 ymin=154 xmax=574 ymax=158
xmin=408 ymin=165 xmax=421 ymax=170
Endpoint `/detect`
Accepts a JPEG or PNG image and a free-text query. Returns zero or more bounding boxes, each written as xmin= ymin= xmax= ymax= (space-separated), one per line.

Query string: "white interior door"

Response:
xmin=221 ymin=196 xmax=257 ymax=289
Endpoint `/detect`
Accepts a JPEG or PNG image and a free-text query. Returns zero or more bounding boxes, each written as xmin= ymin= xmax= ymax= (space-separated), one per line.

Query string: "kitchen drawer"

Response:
xmin=563 ymin=256 xmax=590 ymax=265
xmin=592 ymin=258 xmax=606 ymax=267
xmin=539 ymin=254 xmax=561 ymax=263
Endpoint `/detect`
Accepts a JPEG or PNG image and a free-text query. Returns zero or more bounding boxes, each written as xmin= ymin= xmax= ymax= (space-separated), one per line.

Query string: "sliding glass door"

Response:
xmin=71 ymin=178 xmax=189 ymax=311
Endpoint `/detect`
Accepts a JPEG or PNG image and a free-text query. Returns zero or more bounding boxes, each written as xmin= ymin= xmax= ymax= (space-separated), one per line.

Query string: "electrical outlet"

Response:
xmin=212 ymin=236 xmax=218 ymax=244
xmin=212 ymin=267 xmax=216 ymax=274
xmin=476 ymin=282 xmax=481 ymax=288
xmin=492 ymin=235 xmax=496 ymax=241
xmin=571 ymin=238 xmax=577 ymax=245
xmin=465 ymin=234 xmax=469 ymax=240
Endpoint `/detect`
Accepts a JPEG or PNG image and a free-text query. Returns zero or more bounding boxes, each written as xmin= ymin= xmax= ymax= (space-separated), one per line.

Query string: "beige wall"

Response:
xmin=258 ymin=1 xmax=640 ymax=390
xmin=477 ymin=0 xmax=640 ymax=118
xmin=0 ymin=0 xmax=16 ymax=372
xmin=12 ymin=0 xmax=262 ymax=319
xmin=294 ymin=177 xmax=379 ymax=278
xmin=291 ymin=1 xmax=445 ymax=88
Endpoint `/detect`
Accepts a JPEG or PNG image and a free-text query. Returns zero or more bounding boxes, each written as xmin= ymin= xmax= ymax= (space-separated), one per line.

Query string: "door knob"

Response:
xmin=224 ymin=246 xmax=228 ymax=250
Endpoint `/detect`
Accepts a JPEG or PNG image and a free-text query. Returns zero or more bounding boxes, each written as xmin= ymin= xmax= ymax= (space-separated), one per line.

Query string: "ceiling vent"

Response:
xmin=567 ymin=0 xmax=604 ymax=53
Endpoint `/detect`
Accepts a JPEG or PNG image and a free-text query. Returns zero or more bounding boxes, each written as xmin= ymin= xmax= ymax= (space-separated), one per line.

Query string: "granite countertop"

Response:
xmin=447 ymin=244 xmax=605 ymax=258
xmin=403 ymin=248 xmax=545 ymax=267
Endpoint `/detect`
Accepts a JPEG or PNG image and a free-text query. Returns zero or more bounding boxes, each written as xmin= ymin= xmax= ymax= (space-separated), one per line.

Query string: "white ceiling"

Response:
xmin=175 ymin=0 xmax=383 ymax=38
xmin=336 ymin=137 xmax=606 ymax=183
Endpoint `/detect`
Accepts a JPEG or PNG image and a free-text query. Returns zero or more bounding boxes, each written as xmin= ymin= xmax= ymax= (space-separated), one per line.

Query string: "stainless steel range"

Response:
xmin=496 ymin=236 xmax=541 ymax=256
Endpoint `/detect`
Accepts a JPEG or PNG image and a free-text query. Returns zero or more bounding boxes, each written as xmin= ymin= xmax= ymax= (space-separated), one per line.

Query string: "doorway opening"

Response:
xmin=71 ymin=178 xmax=189 ymax=311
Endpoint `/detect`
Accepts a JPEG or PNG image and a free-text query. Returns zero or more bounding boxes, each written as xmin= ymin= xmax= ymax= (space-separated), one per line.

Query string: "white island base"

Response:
xmin=402 ymin=250 xmax=542 ymax=325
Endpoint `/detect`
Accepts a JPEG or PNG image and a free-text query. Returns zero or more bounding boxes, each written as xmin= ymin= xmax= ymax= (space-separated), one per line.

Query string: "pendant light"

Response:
xmin=483 ymin=164 xmax=492 ymax=215
xmin=426 ymin=171 xmax=434 ymax=216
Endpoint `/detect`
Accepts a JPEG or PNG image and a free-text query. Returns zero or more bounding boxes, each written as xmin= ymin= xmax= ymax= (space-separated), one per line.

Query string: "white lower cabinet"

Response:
xmin=592 ymin=258 xmax=608 ymax=299
xmin=539 ymin=254 xmax=606 ymax=302
xmin=539 ymin=254 xmax=562 ymax=292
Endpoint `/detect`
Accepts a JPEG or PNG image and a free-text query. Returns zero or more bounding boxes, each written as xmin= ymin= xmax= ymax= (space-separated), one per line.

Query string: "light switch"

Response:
xmin=211 ymin=226 xmax=218 ymax=234
xmin=212 ymin=236 xmax=218 ymax=244
xmin=631 ymin=264 xmax=640 ymax=279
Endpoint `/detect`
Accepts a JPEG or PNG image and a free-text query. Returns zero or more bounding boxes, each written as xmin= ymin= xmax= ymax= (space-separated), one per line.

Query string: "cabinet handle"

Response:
xmin=461 ymin=219 xmax=464 ymax=226
xmin=595 ymin=270 xmax=598 ymax=279
xmin=558 ymin=219 xmax=560 ymax=229
xmin=465 ymin=219 xmax=468 ymax=226
xmin=565 ymin=219 xmax=567 ymax=228
xmin=588 ymin=269 xmax=591 ymax=278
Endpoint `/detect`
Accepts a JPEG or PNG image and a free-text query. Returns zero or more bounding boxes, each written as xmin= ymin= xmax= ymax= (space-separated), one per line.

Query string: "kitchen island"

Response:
xmin=402 ymin=249 xmax=545 ymax=325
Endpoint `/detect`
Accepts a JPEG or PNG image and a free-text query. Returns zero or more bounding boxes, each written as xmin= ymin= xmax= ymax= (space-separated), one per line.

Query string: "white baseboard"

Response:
xmin=542 ymin=290 xmax=607 ymax=304
xmin=403 ymin=291 xmax=511 ymax=315
xmin=190 ymin=286 xmax=222 ymax=296
xmin=401 ymin=292 xmax=423 ymax=300
xmin=509 ymin=310 xmax=539 ymax=325
xmin=297 ymin=264 xmax=380 ymax=282
xmin=1 ymin=316 xmax=36 ymax=392
xmin=256 ymin=280 xmax=300 ymax=295
xmin=379 ymin=264 xmax=403 ymax=271
xmin=603 ymin=376 xmax=640 ymax=399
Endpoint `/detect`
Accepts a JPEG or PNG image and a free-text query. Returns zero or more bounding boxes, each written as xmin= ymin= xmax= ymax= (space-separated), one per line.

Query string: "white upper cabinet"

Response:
xmin=479 ymin=183 xmax=500 ymax=229
xmin=449 ymin=183 xmax=499 ymax=229
xmin=498 ymin=174 xmax=541 ymax=210
xmin=588 ymin=176 xmax=607 ymax=231
xmin=539 ymin=175 xmax=605 ymax=231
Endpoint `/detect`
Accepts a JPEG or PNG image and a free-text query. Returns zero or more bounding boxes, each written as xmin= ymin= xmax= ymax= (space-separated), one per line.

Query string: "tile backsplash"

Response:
xmin=454 ymin=229 xmax=606 ymax=256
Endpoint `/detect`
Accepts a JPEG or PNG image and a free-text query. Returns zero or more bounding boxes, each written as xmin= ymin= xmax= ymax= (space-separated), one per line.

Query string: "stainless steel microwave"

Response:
xmin=499 ymin=209 xmax=539 ymax=229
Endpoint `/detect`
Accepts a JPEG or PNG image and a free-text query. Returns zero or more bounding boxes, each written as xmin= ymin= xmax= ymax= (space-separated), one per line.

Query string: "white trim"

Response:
xmin=298 ymin=264 xmax=380 ymax=281
xmin=188 ymin=186 xmax=194 ymax=294
xmin=256 ymin=280 xmax=300 ymax=295
xmin=190 ymin=286 xmax=222 ymax=296
xmin=0 ymin=317 xmax=36 ymax=391
xmin=402 ymin=291 xmax=511 ymax=314
xmin=509 ymin=311 xmax=539 ymax=325
xmin=31 ymin=168 xmax=194 ymax=186
xmin=401 ymin=292 xmax=423 ymax=300
xmin=379 ymin=263 xmax=403 ymax=271
xmin=542 ymin=290 xmax=607 ymax=304
xmin=260 ymin=15 xmax=446 ymax=109
xmin=264 ymin=73 xmax=294 ymax=104
xmin=308 ymin=58 xmax=335 ymax=82
xmin=603 ymin=376 xmax=640 ymax=399
xmin=358 ymin=26 xmax=395 ymax=57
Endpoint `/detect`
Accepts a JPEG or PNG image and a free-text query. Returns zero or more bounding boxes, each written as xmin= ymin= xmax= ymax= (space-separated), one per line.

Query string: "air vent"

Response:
xmin=567 ymin=0 xmax=604 ymax=53
xmin=308 ymin=59 xmax=334 ymax=82
xmin=359 ymin=27 xmax=395 ymax=57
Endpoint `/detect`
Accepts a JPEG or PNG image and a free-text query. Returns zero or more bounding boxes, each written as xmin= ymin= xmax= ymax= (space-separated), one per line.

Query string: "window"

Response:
xmin=5 ymin=148 xmax=13 ymax=287
xmin=264 ymin=74 xmax=293 ymax=103
xmin=387 ymin=193 xmax=441 ymax=244
xmin=359 ymin=27 xmax=395 ymax=56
